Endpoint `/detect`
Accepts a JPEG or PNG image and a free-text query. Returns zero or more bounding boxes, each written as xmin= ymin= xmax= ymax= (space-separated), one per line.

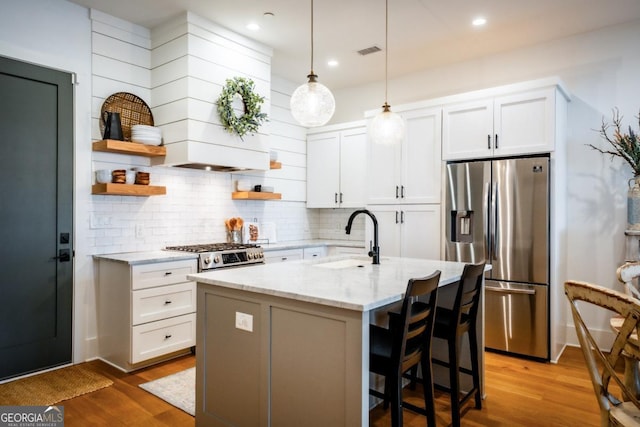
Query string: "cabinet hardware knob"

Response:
xmin=164 ymin=300 xmax=172 ymax=305
xmin=164 ymin=334 xmax=172 ymax=340
xmin=164 ymin=272 xmax=172 ymax=276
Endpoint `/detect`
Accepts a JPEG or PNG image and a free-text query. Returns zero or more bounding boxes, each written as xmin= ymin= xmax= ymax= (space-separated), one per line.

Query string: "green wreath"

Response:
xmin=217 ymin=77 xmax=268 ymax=139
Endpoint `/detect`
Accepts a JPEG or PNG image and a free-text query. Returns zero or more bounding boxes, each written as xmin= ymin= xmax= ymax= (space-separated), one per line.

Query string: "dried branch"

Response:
xmin=588 ymin=108 xmax=640 ymax=177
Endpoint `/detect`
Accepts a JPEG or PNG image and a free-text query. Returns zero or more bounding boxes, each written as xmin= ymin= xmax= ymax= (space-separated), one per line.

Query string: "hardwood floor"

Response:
xmin=60 ymin=347 xmax=600 ymax=426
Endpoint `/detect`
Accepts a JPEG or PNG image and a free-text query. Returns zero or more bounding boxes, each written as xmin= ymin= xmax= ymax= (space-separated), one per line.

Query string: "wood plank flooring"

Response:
xmin=58 ymin=346 xmax=600 ymax=426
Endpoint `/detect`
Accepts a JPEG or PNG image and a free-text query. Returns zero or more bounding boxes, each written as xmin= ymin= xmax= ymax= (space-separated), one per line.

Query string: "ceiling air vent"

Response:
xmin=357 ymin=46 xmax=382 ymax=56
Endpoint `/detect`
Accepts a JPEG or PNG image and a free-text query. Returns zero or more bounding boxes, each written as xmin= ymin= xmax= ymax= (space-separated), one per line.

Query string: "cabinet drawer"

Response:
xmin=131 ymin=259 xmax=196 ymax=290
xmin=131 ymin=313 xmax=195 ymax=363
xmin=303 ymin=246 xmax=327 ymax=259
xmin=132 ymin=282 xmax=196 ymax=326
xmin=264 ymin=249 xmax=303 ymax=263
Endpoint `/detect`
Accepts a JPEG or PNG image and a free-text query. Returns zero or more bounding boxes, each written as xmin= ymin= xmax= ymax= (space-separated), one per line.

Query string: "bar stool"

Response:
xmin=369 ymin=271 xmax=441 ymax=427
xmin=431 ymin=262 xmax=485 ymax=427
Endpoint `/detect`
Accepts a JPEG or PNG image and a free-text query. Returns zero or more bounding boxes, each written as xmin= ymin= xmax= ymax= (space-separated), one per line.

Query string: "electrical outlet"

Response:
xmin=235 ymin=312 xmax=253 ymax=332
xmin=135 ymin=224 xmax=144 ymax=238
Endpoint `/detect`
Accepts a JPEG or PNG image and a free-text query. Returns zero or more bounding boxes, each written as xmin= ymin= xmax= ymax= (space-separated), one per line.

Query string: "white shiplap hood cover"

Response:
xmin=150 ymin=12 xmax=272 ymax=172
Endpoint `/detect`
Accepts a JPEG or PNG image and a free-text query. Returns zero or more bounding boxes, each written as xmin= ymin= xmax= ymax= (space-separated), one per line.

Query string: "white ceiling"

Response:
xmin=68 ymin=0 xmax=640 ymax=90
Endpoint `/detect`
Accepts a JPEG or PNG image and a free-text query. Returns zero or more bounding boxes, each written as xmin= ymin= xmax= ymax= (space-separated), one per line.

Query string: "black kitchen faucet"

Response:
xmin=345 ymin=209 xmax=380 ymax=264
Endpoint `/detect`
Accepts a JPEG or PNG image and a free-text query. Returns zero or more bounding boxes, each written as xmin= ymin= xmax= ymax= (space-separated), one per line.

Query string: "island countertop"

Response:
xmin=188 ymin=255 xmax=471 ymax=312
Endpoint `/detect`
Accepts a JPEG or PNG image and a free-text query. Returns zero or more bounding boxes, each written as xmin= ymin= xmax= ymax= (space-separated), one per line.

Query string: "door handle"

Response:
xmin=492 ymin=182 xmax=499 ymax=260
xmin=339 ymin=192 xmax=343 ymax=204
xmin=400 ymin=211 xmax=405 ymax=224
xmin=400 ymin=186 xmax=405 ymax=198
xmin=395 ymin=186 xmax=399 ymax=199
xmin=486 ymin=287 xmax=536 ymax=296
xmin=495 ymin=134 xmax=499 ymax=149
xmin=487 ymin=134 xmax=491 ymax=149
xmin=395 ymin=211 xmax=399 ymax=224
xmin=483 ymin=182 xmax=491 ymax=260
xmin=335 ymin=193 xmax=338 ymax=204
xmin=51 ymin=249 xmax=71 ymax=262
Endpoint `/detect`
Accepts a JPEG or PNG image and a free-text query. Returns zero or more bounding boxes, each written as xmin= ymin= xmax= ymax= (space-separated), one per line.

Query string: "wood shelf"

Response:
xmin=92 ymin=183 xmax=166 ymax=196
xmin=270 ymin=161 xmax=282 ymax=169
xmin=232 ymin=191 xmax=282 ymax=200
xmin=92 ymin=140 xmax=166 ymax=157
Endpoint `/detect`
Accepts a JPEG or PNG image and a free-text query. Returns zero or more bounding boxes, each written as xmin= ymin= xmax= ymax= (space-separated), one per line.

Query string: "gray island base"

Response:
xmin=189 ymin=255 xmax=484 ymax=427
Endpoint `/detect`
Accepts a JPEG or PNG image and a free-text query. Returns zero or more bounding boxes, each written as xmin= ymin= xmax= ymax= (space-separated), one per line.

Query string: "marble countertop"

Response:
xmin=258 ymin=239 xmax=364 ymax=251
xmin=92 ymin=240 xmax=364 ymax=265
xmin=92 ymin=250 xmax=198 ymax=265
xmin=189 ymin=255 xmax=471 ymax=312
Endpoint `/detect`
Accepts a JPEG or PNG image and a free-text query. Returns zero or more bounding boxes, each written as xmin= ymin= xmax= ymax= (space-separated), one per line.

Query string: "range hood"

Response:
xmin=154 ymin=138 xmax=270 ymax=172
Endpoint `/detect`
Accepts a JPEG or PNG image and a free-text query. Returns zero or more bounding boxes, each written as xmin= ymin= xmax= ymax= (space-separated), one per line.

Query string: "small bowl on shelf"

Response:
xmin=96 ymin=169 xmax=111 ymax=184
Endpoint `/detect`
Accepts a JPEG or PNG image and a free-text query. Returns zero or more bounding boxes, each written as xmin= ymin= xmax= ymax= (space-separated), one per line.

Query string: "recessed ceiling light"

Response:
xmin=247 ymin=22 xmax=260 ymax=31
xmin=328 ymin=59 xmax=339 ymax=67
xmin=472 ymin=17 xmax=487 ymax=27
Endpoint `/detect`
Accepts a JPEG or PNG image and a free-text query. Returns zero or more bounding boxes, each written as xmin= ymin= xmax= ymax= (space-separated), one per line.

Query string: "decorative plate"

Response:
xmin=100 ymin=92 xmax=154 ymax=141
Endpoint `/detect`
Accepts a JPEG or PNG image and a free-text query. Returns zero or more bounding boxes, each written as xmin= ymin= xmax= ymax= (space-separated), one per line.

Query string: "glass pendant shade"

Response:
xmin=369 ymin=104 xmax=405 ymax=145
xmin=290 ymin=74 xmax=336 ymax=127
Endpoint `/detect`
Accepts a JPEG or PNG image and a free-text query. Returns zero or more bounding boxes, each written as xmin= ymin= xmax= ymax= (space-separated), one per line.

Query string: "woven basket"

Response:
xmin=100 ymin=92 xmax=154 ymax=141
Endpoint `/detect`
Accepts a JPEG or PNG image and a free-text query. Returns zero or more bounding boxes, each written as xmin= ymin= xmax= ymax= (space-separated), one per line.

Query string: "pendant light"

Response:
xmin=368 ymin=0 xmax=405 ymax=145
xmin=290 ymin=0 xmax=335 ymax=127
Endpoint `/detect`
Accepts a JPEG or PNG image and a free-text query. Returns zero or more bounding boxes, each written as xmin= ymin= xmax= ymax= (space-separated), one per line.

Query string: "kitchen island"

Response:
xmin=188 ymin=255 xmax=482 ymax=427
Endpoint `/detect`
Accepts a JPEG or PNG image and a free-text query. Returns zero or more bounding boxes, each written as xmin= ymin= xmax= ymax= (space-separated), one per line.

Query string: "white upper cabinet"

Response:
xmin=368 ymin=107 xmax=442 ymax=205
xmin=367 ymin=205 xmax=441 ymax=260
xmin=442 ymin=87 xmax=563 ymax=161
xmin=307 ymin=124 xmax=367 ymax=208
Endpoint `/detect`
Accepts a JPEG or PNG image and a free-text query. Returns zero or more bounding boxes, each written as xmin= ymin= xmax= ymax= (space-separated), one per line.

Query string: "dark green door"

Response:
xmin=0 ymin=55 xmax=73 ymax=380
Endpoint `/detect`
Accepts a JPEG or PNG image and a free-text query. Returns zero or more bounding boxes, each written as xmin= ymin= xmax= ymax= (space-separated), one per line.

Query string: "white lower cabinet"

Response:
xmin=264 ymin=249 xmax=303 ymax=263
xmin=97 ymin=258 xmax=197 ymax=372
xmin=368 ymin=205 xmax=441 ymax=260
xmin=303 ymin=246 xmax=327 ymax=259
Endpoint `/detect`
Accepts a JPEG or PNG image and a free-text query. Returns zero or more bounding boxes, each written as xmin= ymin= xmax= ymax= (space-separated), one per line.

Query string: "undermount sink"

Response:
xmin=313 ymin=257 xmax=371 ymax=269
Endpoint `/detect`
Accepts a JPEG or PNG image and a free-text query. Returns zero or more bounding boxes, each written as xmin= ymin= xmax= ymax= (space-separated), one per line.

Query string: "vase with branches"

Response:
xmin=588 ymin=108 xmax=640 ymax=176
xmin=589 ymin=108 xmax=640 ymax=229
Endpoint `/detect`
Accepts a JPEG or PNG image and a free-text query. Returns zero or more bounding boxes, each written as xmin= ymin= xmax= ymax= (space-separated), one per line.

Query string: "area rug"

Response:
xmin=0 ymin=364 xmax=113 ymax=405
xmin=139 ymin=367 xmax=195 ymax=416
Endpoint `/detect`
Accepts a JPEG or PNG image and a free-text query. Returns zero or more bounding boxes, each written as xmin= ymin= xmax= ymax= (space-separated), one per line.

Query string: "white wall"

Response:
xmin=332 ymin=19 xmax=640 ymax=348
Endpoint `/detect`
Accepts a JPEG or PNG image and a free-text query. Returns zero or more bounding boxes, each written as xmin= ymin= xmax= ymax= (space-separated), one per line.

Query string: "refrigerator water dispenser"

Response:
xmin=450 ymin=210 xmax=473 ymax=243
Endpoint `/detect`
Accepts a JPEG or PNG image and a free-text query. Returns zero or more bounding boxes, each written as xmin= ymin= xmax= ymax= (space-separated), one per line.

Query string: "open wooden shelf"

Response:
xmin=92 ymin=140 xmax=166 ymax=157
xmin=232 ymin=191 xmax=281 ymax=200
xmin=270 ymin=161 xmax=282 ymax=169
xmin=92 ymin=183 xmax=166 ymax=196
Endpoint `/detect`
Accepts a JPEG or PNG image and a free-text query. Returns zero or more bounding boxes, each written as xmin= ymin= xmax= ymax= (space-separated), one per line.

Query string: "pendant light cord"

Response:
xmin=384 ymin=0 xmax=389 ymax=105
xmin=310 ymin=0 xmax=315 ymax=74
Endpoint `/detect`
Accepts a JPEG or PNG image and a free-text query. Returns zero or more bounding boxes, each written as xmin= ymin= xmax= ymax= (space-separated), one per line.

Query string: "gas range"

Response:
xmin=165 ymin=242 xmax=264 ymax=271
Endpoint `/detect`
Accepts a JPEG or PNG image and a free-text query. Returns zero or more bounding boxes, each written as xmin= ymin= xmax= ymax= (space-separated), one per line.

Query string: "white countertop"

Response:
xmin=92 ymin=250 xmax=198 ymax=265
xmin=92 ymin=240 xmax=364 ymax=265
xmin=189 ymin=255 xmax=471 ymax=312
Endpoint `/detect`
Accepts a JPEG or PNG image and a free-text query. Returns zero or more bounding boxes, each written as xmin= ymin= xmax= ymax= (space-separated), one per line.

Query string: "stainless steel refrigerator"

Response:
xmin=444 ymin=156 xmax=549 ymax=360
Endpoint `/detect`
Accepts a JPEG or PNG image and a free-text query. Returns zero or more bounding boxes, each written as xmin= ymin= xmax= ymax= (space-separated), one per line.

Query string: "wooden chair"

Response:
xmin=369 ymin=270 xmax=441 ymax=427
xmin=565 ymin=280 xmax=640 ymax=426
xmin=430 ymin=262 xmax=485 ymax=427
xmin=617 ymin=261 xmax=640 ymax=300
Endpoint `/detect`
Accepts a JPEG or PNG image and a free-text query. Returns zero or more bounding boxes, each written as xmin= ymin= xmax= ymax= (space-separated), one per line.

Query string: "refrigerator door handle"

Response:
xmin=491 ymin=182 xmax=499 ymax=260
xmin=483 ymin=182 xmax=491 ymax=260
xmin=486 ymin=286 xmax=536 ymax=296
